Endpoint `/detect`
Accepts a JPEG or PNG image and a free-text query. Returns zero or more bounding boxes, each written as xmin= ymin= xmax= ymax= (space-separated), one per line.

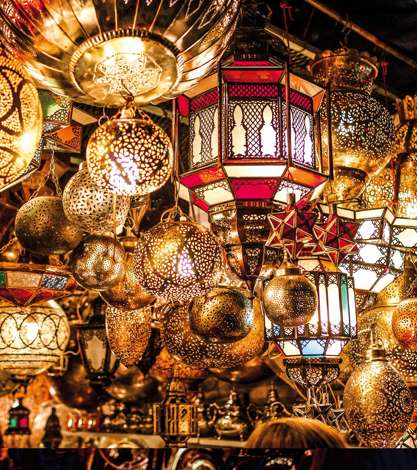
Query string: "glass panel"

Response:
xmin=302 ymin=340 xmax=325 ymax=357
xmin=340 ymin=275 xmax=350 ymax=330
xmin=317 ymin=282 xmax=328 ymax=332
xmin=348 ymin=286 xmax=357 ymax=330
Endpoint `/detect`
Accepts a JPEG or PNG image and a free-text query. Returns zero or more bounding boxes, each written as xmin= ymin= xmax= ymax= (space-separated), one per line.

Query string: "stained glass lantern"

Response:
xmin=179 ymin=28 xmax=326 ymax=287
xmin=0 ymin=262 xmax=76 ymax=307
xmin=153 ymin=376 xmax=198 ymax=447
xmin=77 ymin=300 xmax=118 ymax=388
xmin=0 ymin=300 xmax=70 ymax=379
xmin=5 ymin=398 xmax=31 ymax=436
xmin=0 ymin=0 xmax=240 ymax=107
xmin=267 ymin=267 xmax=357 ymax=357
xmin=310 ymin=48 xmax=395 ymax=203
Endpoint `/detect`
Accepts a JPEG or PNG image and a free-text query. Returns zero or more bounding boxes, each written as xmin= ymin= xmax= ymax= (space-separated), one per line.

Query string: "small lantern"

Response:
xmin=41 ymin=407 xmax=62 ymax=449
xmin=179 ymin=27 xmax=326 ymax=287
xmin=77 ymin=300 xmax=118 ymax=388
xmin=153 ymin=375 xmax=198 ymax=447
xmin=5 ymin=398 xmax=31 ymax=436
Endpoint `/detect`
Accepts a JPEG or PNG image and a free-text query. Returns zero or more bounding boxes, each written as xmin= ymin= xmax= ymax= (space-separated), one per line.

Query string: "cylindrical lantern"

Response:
xmin=311 ymin=48 xmax=395 ymax=202
xmin=0 ymin=0 xmax=240 ymax=106
xmin=87 ymin=108 xmax=173 ymax=196
xmin=63 ymin=163 xmax=131 ymax=233
xmin=0 ymin=301 xmax=70 ymax=379
xmin=0 ymin=54 xmax=43 ymax=192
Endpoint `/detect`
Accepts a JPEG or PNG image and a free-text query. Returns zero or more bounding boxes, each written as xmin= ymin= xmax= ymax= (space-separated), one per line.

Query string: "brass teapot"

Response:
xmin=192 ymin=388 xmax=213 ymax=437
xmin=248 ymin=381 xmax=291 ymax=425
xmin=208 ymin=386 xmax=251 ymax=441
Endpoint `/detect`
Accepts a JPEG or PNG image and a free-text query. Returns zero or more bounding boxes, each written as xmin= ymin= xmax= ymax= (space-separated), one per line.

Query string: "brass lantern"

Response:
xmin=179 ymin=27 xmax=327 ymax=288
xmin=86 ymin=107 xmax=173 ymax=197
xmin=392 ymin=298 xmax=417 ymax=351
xmin=310 ymin=48 xmax=395 ymax=202
xmin=0 ymin=53 xmax=43 ymax=192
xmin=0 ymin=300 xmax=70 ymax=380
xmin=0 ymin=0 xmax=240 ymax=107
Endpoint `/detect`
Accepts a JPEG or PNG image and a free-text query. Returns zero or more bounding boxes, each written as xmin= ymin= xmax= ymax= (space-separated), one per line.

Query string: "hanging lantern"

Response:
xmin=105 ymin=306 xmax=152 ymax=367
xmin=134 ymin=220 xmax=223 ymax=303
xmin=5 ymin=398 xmax=31 ymax=437
xmin=87 ymin=107 xmax=173 ymax=196
xmin=178 ymin=26 xmax=326 ymax=288
xmin=310 ymin=48 xmax=395 ymax=202
xmin=0 ymin=300 xmax=70 ymax=380
xmin=153 ymin=376 xmax=198 ymax=448
xmin=0 ymin=0 xmax=239 ymax=107
xmin=266 ymin=265 xmax=357 ymax=359
xmin=162 ymin=298 xmax=264 ymax=369
xmin=101 ymin=236 xmax=155 ymax=310
xmin=344 ymin=330 xmax=413 ymax=448
xmin=189 ymin=286 xmax=254 ymax=343
xmin=41 ymin=407 xmax=62 ymax=449
xmin=0 ymin=53 xmax=43 ymax=192
xmin=76 ymin=300 xmax=119 ymax=388
xmin=0 ymin=262 xmax=76 ymax=307
xmin=69 ymin=234 xmax=126 ymax=291
xmin=15 ymin=196 xmax=83 ymax=256
xmin=262 ymin=259 xmax=318 ymax=327
xmin=392 ymin=298 xmax=417 ymax=351
xmin=62 ymin=163 xmax=131 ymax=234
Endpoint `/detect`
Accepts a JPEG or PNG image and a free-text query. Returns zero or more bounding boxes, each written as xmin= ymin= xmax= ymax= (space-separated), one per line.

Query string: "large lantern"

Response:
xmin=0 ymin=300 xmax=70 ymax=380
xmin=0 ymin=0 xmax=240 ymax=107
xmin=179 ymin=28 xmax=326 ymax=287
xmin=310 ymin=48 xmax=395 ymax=202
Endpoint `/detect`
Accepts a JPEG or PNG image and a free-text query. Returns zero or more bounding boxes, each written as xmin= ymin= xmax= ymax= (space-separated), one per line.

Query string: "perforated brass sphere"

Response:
xmin=134 ymin=221 xmax=223 ymax=303
xmin=344 ymin=340 xmax=413 ymax=448
xmin=101 ymin=237 xmax=155 ymax=310
xmin=0 ymin=54 xmax=42 ymax=191
xmin=189 ymin=287 xmax=254 ymax=343
xmin=392 ymin=298 xmax=417 ymax=351
xmin=15 ymin=196 xmax=83 ymax=256
xmin=262 ymin=261 xmax=318 ymax=327
xmin=69 ymin=234 xmax=125 ymax=291
xmin=87 ymin=110 xmax=173 ymax=196
xmin=63 ymin=164 xmax=130 ymax=233
xmin=162 ymin=299 xmax=265 ymax=369
xmin=105 ymin=306 xmax=152 ymax=367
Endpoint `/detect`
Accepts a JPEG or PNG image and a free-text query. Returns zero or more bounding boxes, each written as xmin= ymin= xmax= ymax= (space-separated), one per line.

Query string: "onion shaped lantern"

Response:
xmin=178 ymin=28 xmax=327 ymax=288
xmin=0 ymin=0 xmax=240 ymax=107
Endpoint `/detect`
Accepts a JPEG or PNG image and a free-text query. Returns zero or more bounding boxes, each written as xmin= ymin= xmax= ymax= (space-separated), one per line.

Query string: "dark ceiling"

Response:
xmin=265 ymin=0 xmax=417 ymax=99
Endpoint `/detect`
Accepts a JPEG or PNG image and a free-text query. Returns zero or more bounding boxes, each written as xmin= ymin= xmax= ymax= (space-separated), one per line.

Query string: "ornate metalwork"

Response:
xmin=15 ymin=196 xmax=83 ymax=256
xmin=105 ymin=306 xmax=152 ymax=368
xmin=134 ymin=220 xmax=223 ymax=303
xmin=344 ymin=333 xmax=413 ymax=448
xmin=0 ymin=0 xmax=240 ymax=107
xmin=0 ymin=53 xmax=42 ymax=192
xmin=284 ymin=357 xmax=341 ymax=389
xmin=392 ymin=297 xmax=417 ymax=351
xmin=162 ymin=299 xmax=265 ymax=369
xmin=87 ymin=108 xmax=173 ymax=196
xmin=0 ymin=300 xmax=70 ymax=379
xmin=189 ymin=287 xmax=254 ymax=343
xmin=63 ymin=164 xmax=131 ymax=234
xmin=69 ymin=234 xmax=126 ymax=291
xmin=262 ymin=260 xmax=318 ymax=327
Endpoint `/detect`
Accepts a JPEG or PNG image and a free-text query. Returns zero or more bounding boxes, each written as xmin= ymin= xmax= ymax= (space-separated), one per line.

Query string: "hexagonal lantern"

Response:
xmin=178 ymin=28 xmax=327 ymax=287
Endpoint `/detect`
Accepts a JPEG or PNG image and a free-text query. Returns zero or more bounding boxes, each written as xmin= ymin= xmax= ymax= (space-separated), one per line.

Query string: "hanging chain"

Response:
xmin=49 ymin=151 xmax=62 ymax=196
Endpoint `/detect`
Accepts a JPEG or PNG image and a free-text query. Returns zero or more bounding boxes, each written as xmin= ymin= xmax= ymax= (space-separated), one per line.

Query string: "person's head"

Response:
xmin=246 ymin=417 xmax=347 ymax=448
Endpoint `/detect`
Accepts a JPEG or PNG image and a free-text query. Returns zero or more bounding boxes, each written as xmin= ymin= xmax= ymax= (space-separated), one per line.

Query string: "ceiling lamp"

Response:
xmin=134 ymin=219 xmax=223 ymax=303
xmin=0 ymin=262 xmax=76 ymax=307
xmin=0 ymin=53 xmax=42 ymax=192
xmin=266 ymin=262 xmax=357 ymax=388
xmin=344 ymin=329 xmax=413 ymax=448
xmin=310 ymin=48 xmax=395 ymax=202
xmin=86 ymin=107 xmax=173 ymax=197
xmin=15 ymin=196 xmax=83 ymax=256
xmin=62 ymin=163 xmax=131 ymax=234
xmin=0 ymin=300 xmax=70 ymax=380
xmin=0 ymin=0 xmax=240 ymax=107
xmin=178 ymin=27 xmax=327 ymax=288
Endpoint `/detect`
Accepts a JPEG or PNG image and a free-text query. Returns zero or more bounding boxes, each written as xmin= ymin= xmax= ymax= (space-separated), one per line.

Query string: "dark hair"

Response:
xmin=246 ymin=417 xmax=347 ymax=448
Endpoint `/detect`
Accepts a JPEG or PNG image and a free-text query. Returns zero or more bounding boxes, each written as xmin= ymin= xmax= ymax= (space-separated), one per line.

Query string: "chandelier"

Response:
xmin=0 ymin=300 xmax=70 ymax=380
xmin=179 ymin=27 xmax=327 ymax=288
xmin=0 ymin=0 xmax=240 ymax=107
